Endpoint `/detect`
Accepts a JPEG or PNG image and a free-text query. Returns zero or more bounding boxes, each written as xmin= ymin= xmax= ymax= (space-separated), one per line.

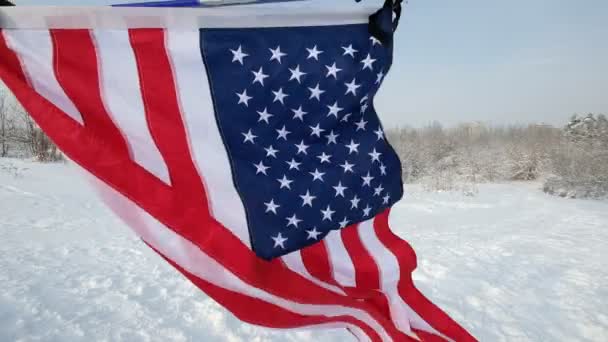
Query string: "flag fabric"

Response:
xmin=0 ymin=5 xmax=475 ymax=342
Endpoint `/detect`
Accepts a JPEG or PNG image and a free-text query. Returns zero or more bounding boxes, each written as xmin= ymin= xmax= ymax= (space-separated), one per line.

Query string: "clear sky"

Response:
xmin=9 ymin=0 xmax=608 ymax=128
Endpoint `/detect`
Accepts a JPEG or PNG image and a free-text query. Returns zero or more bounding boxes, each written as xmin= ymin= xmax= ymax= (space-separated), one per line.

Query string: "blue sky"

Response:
xmin=10 ymin=0 xmax=608 ymax=127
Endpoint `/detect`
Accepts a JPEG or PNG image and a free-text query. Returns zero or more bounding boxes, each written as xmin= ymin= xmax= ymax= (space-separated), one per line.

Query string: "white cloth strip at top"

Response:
xmin=0 ymin=6 xmax=377 ymax=29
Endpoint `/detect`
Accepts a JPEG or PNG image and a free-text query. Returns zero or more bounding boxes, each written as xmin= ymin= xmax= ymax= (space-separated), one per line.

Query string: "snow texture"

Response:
xmin=1 ymin=159 xmax=607 ymax=341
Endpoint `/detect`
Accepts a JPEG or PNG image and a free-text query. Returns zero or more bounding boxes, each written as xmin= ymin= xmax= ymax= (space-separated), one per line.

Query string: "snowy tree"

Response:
xmin=0 ymin=93 xmax=8 ymax=157
xmin=544 ymin=114 xmax=608 ymax=199
xmin=0 ymin=88 xmax=63 ymax=161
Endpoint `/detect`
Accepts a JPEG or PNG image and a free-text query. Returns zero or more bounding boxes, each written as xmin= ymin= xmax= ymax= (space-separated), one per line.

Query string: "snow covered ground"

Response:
xmin=1 ymin=158 xmax=607 ymax=342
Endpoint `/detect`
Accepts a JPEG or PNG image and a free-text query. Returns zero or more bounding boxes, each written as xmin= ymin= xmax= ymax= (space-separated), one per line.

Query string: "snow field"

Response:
xmin=1 ymin=159 xmax=607 ymax=341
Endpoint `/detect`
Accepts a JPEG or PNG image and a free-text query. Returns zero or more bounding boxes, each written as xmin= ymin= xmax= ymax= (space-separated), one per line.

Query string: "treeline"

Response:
xmin=387 ymin=114 xmax=608 ymax=199
xmin=0 ymin=92 xmax=63 ymax=162
xmin=2 ymin=89 xmax=607 ymax=198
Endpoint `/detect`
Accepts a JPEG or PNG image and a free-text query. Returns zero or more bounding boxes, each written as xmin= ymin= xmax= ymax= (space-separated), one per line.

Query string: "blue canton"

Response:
xmin=201 ymin=24 xmax=404 ymax=260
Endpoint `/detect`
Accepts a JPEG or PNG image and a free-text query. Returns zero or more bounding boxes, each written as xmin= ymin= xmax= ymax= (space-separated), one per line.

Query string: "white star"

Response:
xmin=326 ymin=101 xmax=343 ymax=118
xmin=272 ymin=88 xmax=289 ymax=105
xmin=325 ymin=62 xmax=342 ymax=79
xmin=251 ymin=67 xmax=269 ymax=86
xmin=350 ymin=195 xmax=361 ymax=209
xmin=257 ymin=108 xmax=274 ymax=124
xmin=286 ymin=158 xmax=301 ymax=170
xmin=242 ymin=129 xmax=257 ymax=144
xmin=383 ymin=194 xmax=391 ymax=204
xmin=345 ymin=78 xmax=361 ymax=96
xmin=300 ymin=190 xmax=316 ymax=207
xmin=264 ymin=199 xmax=280 ymax=214
xmin=340 ymin=160 xmax=355 ymax=173
xmin=362 ymin=172 xmax=374 ymax=187
xmin=310 ymin=169 xmax=326 ymax=182
xmin=269 ymin=46 xmax=287 ymax=63
xmin=291 ymin=106 xmax=308 ymax=121
xmin=333 ymin=181 xmax=348 ymax=197
xmin=317 ymin=152 xmax=332 ymax=164
xmin=306 ymin=45 xmax=323 ymax=60
xmin=321 ymin=205 xmax=335 ymax=221
xmin=340 ymin=113 xmax=352 ymax=123
xmin=339 ymin=217 xmax=350 ymax=229
xmin=326 ymin=130 xmax=339 ymax=145
xmin=374 ymin=185 xmax=384 ymax=196
xmin=342 ymin=44 xmax=358 ymax=57
xmin=295 ymin=140 xmax=309 ymax=155
xmin=236 ymin=89 xmax=252 ymax=106
xmin=361 ymin=53 xmax=377 ymax=71
xmin=360 ymin=95 xmax=369 ymax=104
xmin=286 ymin=214 xmax=302 ymax=228
xmin=376 ymin=70 xmax=385 ymax=84
xmin=370 ymin=36 xmax=382 ymax=46
xmin=230 ymin=45 xmax=248 ymax=65
xmin=355 ymin=118 xmax=368 ymax=131
xmin=306 ymin=228 xmax=322 ymax=240
xmin=254 ymin=161 xmax=270 ymax=175
xmin=277 ymin=175 xmax=294 ymax=190
xmin=272 ymin=232 xmax=287 ymax=249
xmin=289 ymin=65 xmax=306 ymax=83
xmin=308 ymin=83 xmax=325 ymax=101
xmin=380 ymin=163 xmax=387 ymax=176
xmin=374 ymin=128 xmax=385 ymax=141
xmin=309 ymin=123 xmax=325 ymax=138
xmin=360 ymin=103 xmax=369 ymax=114
xmin=369 ymin=148 xmax=382 ymax=163
xmin=345 ymin=140 xmax=360 ymax=154
xmin=363 ymin=205 xmax=372 ymax=217
xmin=265 ymin=145 xmax=279 ymax=158
xmin=276 ymin=125 xmax=291 ymax=140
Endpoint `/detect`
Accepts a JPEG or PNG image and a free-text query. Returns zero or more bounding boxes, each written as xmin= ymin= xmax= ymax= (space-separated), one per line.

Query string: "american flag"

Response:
xmin=0 ymin=5 xmax=474 ymax=342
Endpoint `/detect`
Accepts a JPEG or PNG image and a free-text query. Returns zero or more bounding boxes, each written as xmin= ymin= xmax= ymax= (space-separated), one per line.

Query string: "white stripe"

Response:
xmin=357 ymin=219 xmax=416 ymax=337
xmin=361 ymin=218 xmax=449 ymax=340
xmin=324 ymin=230 xmax=357 ymax=288
xmin=91 ymin=30 xmax=171 ymax=185
xmin=84 ymin=174 xmax=392 ymax=342
xmin=282 ymin=251 xmax=347 ymax=296
xmin=165 ymin=30 xmax=250 ymax=248
xmin=2 ymin=29 xmax=84 ymax=125
xmin=0 ymin=6 xmax=375 ymax=29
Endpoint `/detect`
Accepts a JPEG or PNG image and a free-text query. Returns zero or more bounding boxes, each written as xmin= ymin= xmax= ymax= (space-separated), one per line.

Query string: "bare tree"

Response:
xmin=0 ymin=93 xmax=7 ymax=157
xmin=0 ymin=92 xmax=14 ymax=157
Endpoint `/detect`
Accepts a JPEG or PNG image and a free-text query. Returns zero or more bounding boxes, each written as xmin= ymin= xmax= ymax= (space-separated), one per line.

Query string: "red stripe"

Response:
xmin=0 ymin=30 xmax=412 ymax=341
xmin=50 ymin=29 xmax=131 ymax=158
xmin=128 ymin=28 xmax=212 ymax=244
xmin=342 ymin=225 xmax=380 ymax=290
xmin=373 ymin=210 xmax=477 ymax=342
xmin=301 ymin=240 xmax=337 ymax=286
xmin=157 ymin=248 xmax=382 ymax=342
xmin=128 ymin=29 xmax=204 ymax=194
